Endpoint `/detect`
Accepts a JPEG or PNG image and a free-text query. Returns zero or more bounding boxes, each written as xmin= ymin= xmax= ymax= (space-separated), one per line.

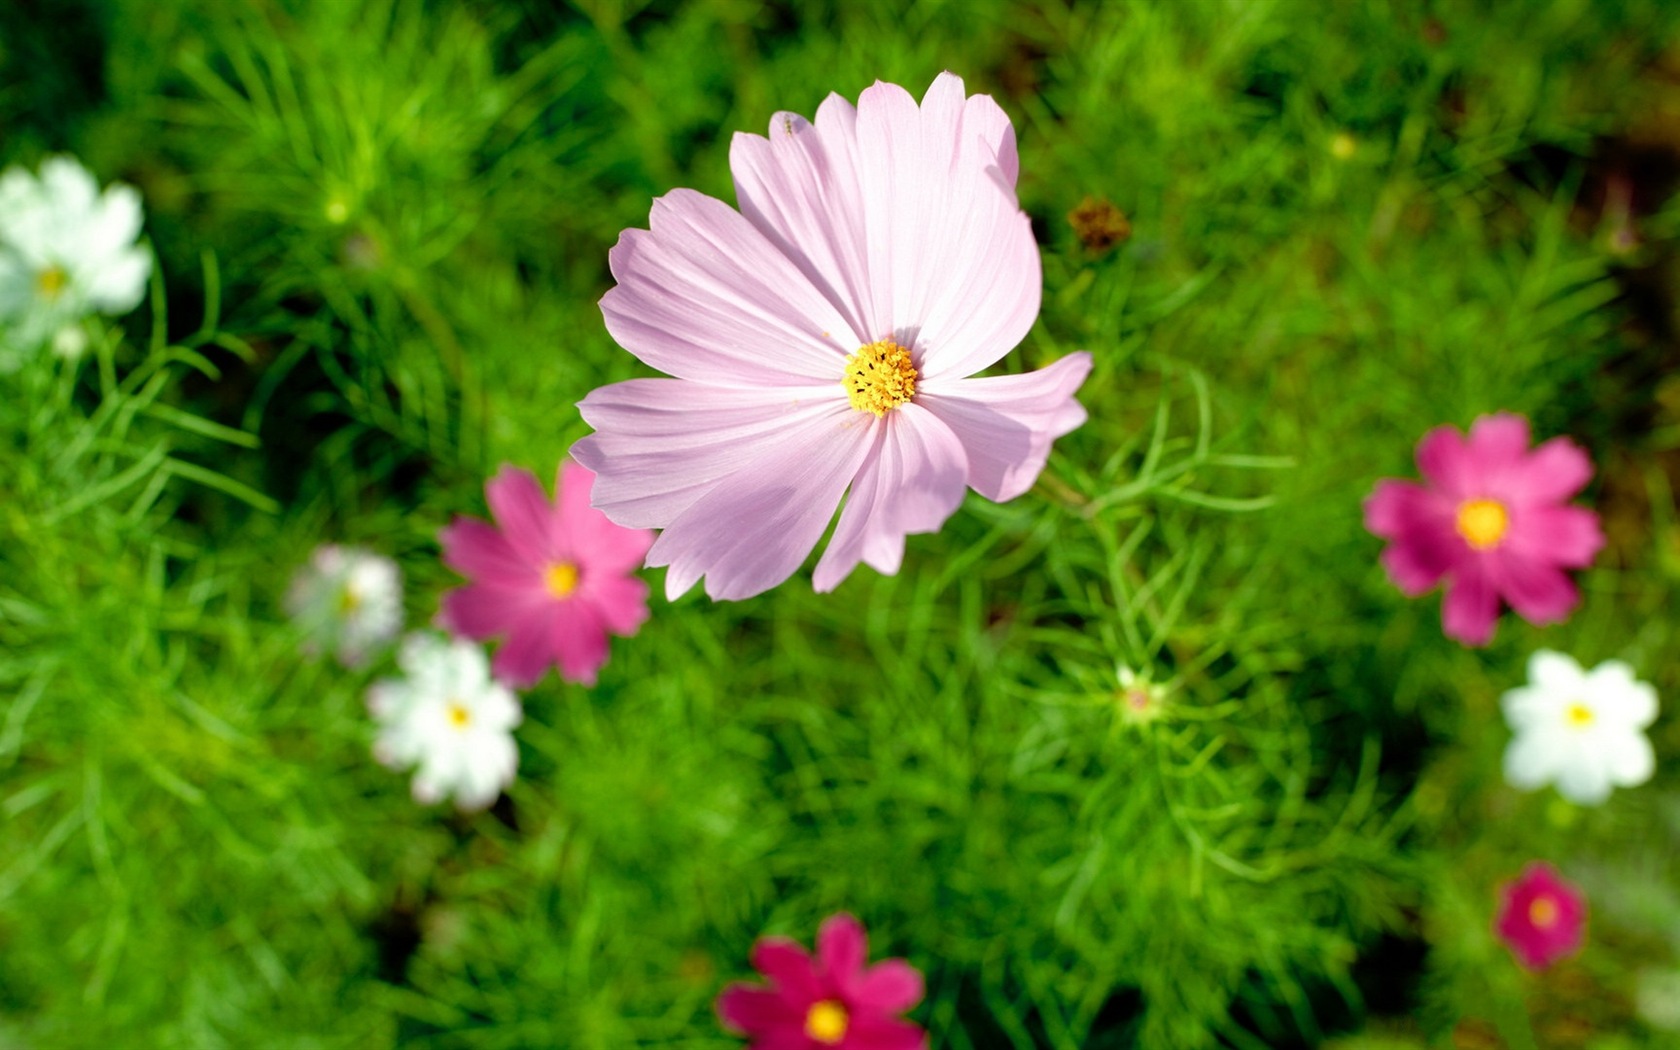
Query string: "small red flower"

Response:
xmin=716 ymin=914 xmax=927 ymax=1050
xmin=1494 ymin=862 xmax=1586 ymax=970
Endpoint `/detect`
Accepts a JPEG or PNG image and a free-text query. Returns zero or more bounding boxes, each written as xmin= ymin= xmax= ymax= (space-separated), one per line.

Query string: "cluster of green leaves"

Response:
xmin=2 ymin=1 xmax=1678 ymax=1048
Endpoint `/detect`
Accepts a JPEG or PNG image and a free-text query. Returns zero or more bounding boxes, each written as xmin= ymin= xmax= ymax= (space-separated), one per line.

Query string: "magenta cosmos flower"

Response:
xmin=717 ymin=913 xmax=926 ymax=1050
xmin=1495 ymin=862 xmax=1586 ymax=970
xmin=1363 ymin=413 xmax=1604 ymax=646
xmin=573 ymin=72 xmax=1092 ymax=600
xmin=438 ymin=462 xmax=654 ymax=687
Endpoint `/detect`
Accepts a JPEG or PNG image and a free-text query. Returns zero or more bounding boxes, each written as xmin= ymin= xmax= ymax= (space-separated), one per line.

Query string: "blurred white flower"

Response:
xmin=1639 ymin=969 xmax=1680 ymax=1032
xmin=1502 ymin=650 xmax=1658 ymax=805
xmin=285 ymin=545 xmax=403 ymax=668
xmin=368 ymin=633 xmax=521 ymax=810
xmin=0 ymin=156 xmax=152 ymax=367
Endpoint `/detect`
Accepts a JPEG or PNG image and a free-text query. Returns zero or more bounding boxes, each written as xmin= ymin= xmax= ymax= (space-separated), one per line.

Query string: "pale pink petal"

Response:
xmin=851 ymin=960 xmax=925 ymax=1013
xmin=1413 ymin=426 xmax=1476 ymax=499
xmin=852 ymin=78 xmax=1040 ymax=379
xmin=732 ymin=105 xmax=877 ymax=342
xmin=1490 ymin=554 xmax=1580 ymax=625
xmin=553 ymin=461 xmax=653 ymax=574
xmin=486 ymin=466 xmax=557 ymax=564
xmin=585 ymin=574 xmax=651 ymax=636
xmin=946 ymin=75 xmax=1020 ymax=190
xmin=1506 ymin=505 xmax=1603 ymax=569
xmin=438 ymin=583 xmax=535 ymax=639
xmin=816 ymin=914 xmax=868 ymax=984
xmin=601 ymin=188 xmax=853 ymax=385
xmin=716 ymin=985 xmax=802 ymax=1038
xmin=751 ymin=939 xmax=822 ymax=1003
xmin=1464 ymin=413 xmax=1532 ymax=491
xmin=1441 ymin=565 xmax=1500 ymax=646
xmin=918 ymin=352 xmax=1092 ymax=501
xmin=491 ymin=604 xmax=559 ymax=688
xmin=645 ymin=405 xmax=873 ymax=600
xmin=550 ymin=600 xmax=609 ymax=686
xmin=1503 ymin=436 xmax=1594 ymax=506
xmin=574 ymin=379 xmax=841 ymax=530
xmin=439 ymin=517 xmax=531 ymax=586
xmin=813 ymin=406 xmax=969 ymax=592
xmin=843 ymin=1016 xmax=928 ymax=1050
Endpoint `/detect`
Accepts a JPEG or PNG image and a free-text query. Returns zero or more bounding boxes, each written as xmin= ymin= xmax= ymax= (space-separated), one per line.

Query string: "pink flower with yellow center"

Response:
xmin=437 ymin=462 xmax=654 ymax=687
xmin=717 ymin=913 xmax=926 ymax=1050
xmin=1363 ymin=413 xmax=1604 ymax=646
xmin=573 ymin=72 xmax=1092 ymax=601
xmin=1494 ymin=862 xmax=1586 ymax=970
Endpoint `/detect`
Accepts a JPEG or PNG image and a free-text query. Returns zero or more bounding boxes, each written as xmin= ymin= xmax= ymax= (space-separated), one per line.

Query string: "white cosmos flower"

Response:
xmin=1501 ymin=649 xmax=1658 ymax=805
xmin=285 ymin=545 xmax=404 ymax=668
xmin=0 ymin=156 xmax=152 ymax=367
xmin=368 ymin=633 xmax=521 ymax=810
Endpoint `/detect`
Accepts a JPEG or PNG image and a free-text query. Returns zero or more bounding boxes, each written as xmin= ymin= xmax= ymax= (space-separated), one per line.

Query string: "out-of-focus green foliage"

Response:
xmin=2 ymin=1 xmax=1678 ymax=1047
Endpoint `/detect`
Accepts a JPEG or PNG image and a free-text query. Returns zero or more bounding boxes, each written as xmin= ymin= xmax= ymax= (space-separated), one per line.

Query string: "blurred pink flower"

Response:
xmin=574 ymin=72 xmax=1092 ymax=601
xmin=1495 ymin=862 xmax=1586 ymax=970
xmin=717 ymin=913 xmax=926 ymax=1050
xmin=1364 ymin=413 xmax=1603 ymax=646
xmin=438 ymin=462 xmax=654 ymax=687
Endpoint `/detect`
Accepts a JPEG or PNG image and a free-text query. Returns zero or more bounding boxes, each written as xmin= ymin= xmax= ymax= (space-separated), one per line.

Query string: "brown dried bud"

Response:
xmin=1068 ymin=195 xmax=1132 ymax=254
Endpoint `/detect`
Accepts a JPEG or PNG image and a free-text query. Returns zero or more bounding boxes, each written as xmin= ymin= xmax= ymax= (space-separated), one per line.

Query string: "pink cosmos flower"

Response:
xmin=716 ymin=913 xmax=926 ymax=1050
xmin=1363 ymin=413 xmax=1604 ymax=646
xmin=1494 ymin=862 xmax=1586 ymax=970
xmin=437 ymin=462 xmax=654 ymax=687
xmin=573 ymin=72 xmax=1092 ymax=601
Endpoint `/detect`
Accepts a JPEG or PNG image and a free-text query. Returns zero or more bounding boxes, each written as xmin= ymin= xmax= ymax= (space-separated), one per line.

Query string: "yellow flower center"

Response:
xmin=36 ymin=265 xmax=68 ymax=300
xmin=446 ymin=701 xmax=471 ymax=730
xmin=844 ymin=339 xmax=917 ymax=417
xmin=1565 ymin=701 xmax=1595 ymax=729
xmin=1455 ymin=499 xmax=1509 ymax=550
xmin=804 ymin=1000 xmax=849 ymax=1045
xmin=1529 ymin=895 xmax=1559 ymax=929
xmin=337 ymin=585 xmax=363 ymax=615
xmin=544 ymin=561 xmax=579 ymax=599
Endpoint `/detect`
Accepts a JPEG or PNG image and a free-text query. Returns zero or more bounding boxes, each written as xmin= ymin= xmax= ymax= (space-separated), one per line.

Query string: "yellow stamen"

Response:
xmin=446 ymin=701 xmax=471 ymax=730
xmin=1529 ymin=896 xmax=1559 ymax=929
xmin=337 ymin=586 xmax=363 ymax=615
xmin=1456 ymin=499 xmax=1509 ymax=550
xmin=804 ymin=1000 xmax=849 ymax=1045
xmin=1565 ymin=702 xmax=1595 ymax=729
xmin=36 ymin=266 xmax=68 ymax=300
xmin=544 ymin=561 xmax=579 ymax=599
xmin=844 ymin=339 xmax=917 ymax=417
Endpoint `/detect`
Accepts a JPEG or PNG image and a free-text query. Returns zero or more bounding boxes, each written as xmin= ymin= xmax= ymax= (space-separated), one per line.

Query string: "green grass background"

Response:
xmin=2 ymin=0 xmax=1679 ymax=1046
